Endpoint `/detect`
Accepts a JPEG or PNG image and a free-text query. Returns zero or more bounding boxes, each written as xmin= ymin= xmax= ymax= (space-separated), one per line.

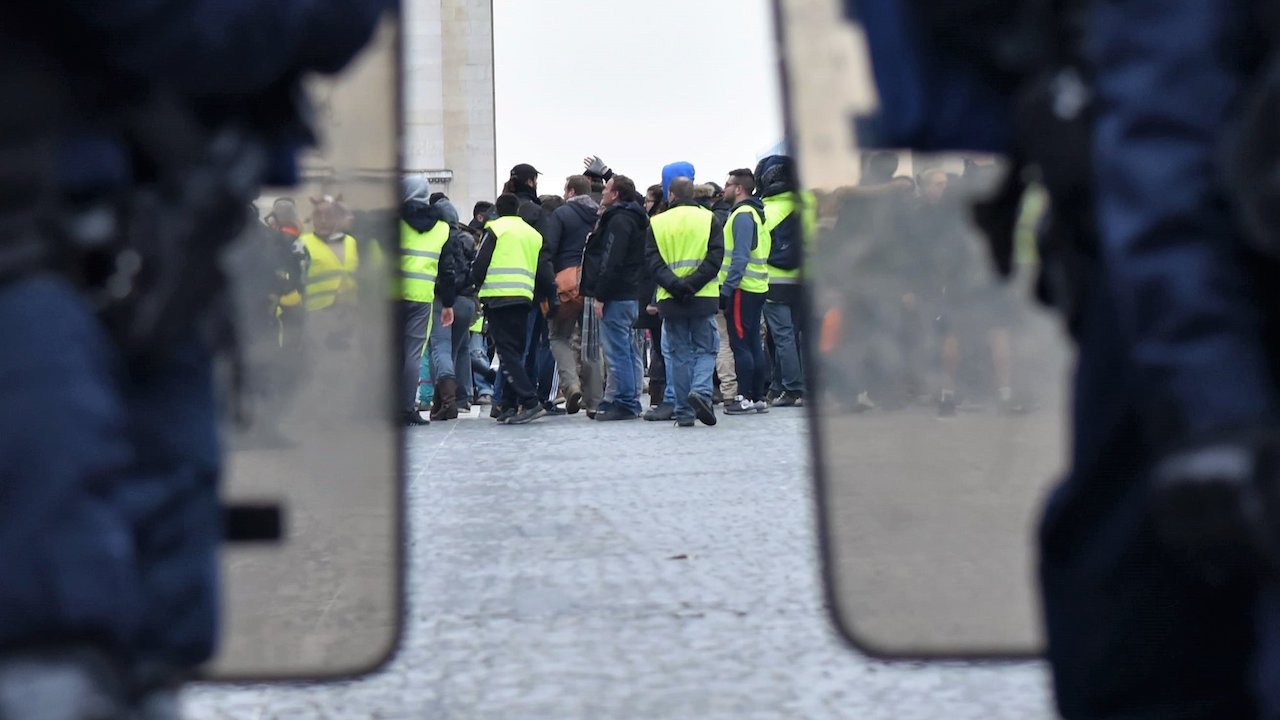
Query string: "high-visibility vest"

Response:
xmin=721 ymin=202 xmax=772 ymax=294
xmin=478 ymin=215 xmax=542 ymax=301
xmin=650 ymin=204 xmax=719 ymax=302
xmin=763 ymin=191 xmax=818 ymax=287
xmin=400 ymin=220 xmax=450 ymax=303
xmin=301 ymin=233 xmax=359 ymax=311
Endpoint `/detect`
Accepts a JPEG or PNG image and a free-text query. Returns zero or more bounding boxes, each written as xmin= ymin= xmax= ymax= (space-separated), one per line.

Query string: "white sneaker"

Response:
xmin=753 ymin=400 xmax=770 ymax=413
xmin=724 ymin=396 xmax=755 ymax=415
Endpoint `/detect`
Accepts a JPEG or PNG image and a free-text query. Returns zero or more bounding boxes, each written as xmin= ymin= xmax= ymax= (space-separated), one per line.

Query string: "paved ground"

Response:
xmin=185 ymin=404 xmax=1057 ymax=719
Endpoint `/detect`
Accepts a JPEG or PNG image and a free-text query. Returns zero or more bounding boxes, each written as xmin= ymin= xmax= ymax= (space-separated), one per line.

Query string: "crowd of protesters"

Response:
xmin=250 ymin=150 xmax=1041 ymax=430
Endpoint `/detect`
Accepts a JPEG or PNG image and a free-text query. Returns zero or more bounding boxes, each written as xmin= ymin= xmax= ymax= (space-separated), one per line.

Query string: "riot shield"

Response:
xmin=776 ymin=0 xmax=1069 ymax=656
xmin=205 ymin=17 xmax=401 ymax=679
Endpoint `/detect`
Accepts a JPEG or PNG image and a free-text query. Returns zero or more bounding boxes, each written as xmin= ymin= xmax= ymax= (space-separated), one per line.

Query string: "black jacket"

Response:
xmin=541 ymin=195 xmax=599 ymax=272
xmin=581 ymin=199 xmax=647 ymax=302
xmin=403 ymin=200 xmax=466 ymax=307
xmin=711 ymin=198 xmax=733 ymax=227
xmin=644 ymin=201 xmax=725 ymax=318
xmin=469 ymin=215 xmax=555 ymax=310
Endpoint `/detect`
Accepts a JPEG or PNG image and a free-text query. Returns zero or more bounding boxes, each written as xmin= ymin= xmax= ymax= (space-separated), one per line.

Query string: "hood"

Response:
xmin=565 ymin=194 xmax=599 ymax=223
xmin=734 ymin=196 xmax=766 ymax=221
xmin=604 ymin=199 xmax=647 ymax=223
xmin=402 ymin=199 xmax=443 ymax=233
xmin=661 ymin=161 xmax=696 ymax=199
xmin=754 ymin=155 xmax=797 ymax=198
xmin=433 ymin=198 xmax=460 ymax=224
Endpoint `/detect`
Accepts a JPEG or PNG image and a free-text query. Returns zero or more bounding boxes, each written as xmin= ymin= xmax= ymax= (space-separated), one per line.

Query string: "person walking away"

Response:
xmin=472 ymin=193 xmax=555 ymax=424
xmin=399 ymin=177 xmax=463 ymax=426
xmin=756 ymin=155 xmax=816 ymax=406
xmin=543 ymin=174 xmax=603 ymax=414
xmin=645 ymin=178 xmax=725 ymax=427
xmin=719 ymin=169 xmax=772 ymax=415
xmin=581 ymin=174 xmax=649 ymax=420
xmin=424 ymin=206 xmax=478 ymax=421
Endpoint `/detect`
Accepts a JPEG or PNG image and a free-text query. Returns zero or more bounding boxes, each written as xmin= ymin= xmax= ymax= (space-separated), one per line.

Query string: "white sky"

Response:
xmin=492 ymin=0 xmax=785 ymax=195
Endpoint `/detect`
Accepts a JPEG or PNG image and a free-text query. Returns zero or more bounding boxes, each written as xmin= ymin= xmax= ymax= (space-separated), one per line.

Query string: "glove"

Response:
xmin=1151 ymin=437 xmax=1280 ymax=584
xmin=583 ymin=155 xmax=611 ymax=178
xmin=672 ymin=279 xmax=695 ymax=305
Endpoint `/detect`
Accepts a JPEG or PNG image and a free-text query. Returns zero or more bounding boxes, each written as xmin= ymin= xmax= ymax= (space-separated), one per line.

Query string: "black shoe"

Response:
xmin=565 ymin=386 xmax=583 ymax=414
xmin=596 ymin=405 xmax=640 ymax=422
xmin=689 ymin=392 xmax=717 ymax=426
xmin=644 ymin=403 xmax=675 ymax=421
xmin=403 ymin=410 xmax=430 ymax=426
xmin=543 ymin=403 xmax=568 ymax=416
xmin=773 ymin=391 xmax=803 ymax=408
xmin=724 ymin=396 xmax=755 ymax=415
xmin=675 ymin=417 xmax=696 ymax=427
xmin=490 ymin=404 xmax=504 ymax=419
xmin=506 ymin=404 xmax=547 ymax=425
xmin=938 ymin=390 xmax=957 ymax=418
xmin=766 ymin=389 xmax=783 ymax=404
xmin=495 ymin=407 xmax=516 ymax=424
xmin=457 ymin=401 xmax=471 ymax=413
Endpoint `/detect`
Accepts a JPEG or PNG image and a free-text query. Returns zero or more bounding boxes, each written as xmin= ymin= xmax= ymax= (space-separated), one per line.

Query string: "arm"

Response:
xmin=721 ymin=213 xmax=755 ymax=294
xmin=686 ymin=218 xmax=725 ymax=293
xmin=435 ymin=233 xmax=459 ymax=309
xmin=469 ymin=229 xmax=497 ymax=290
xmin=644 ymin=226 xmax=684 ymax=293
xmin=535 ymin=241 xmax=557 ymax=302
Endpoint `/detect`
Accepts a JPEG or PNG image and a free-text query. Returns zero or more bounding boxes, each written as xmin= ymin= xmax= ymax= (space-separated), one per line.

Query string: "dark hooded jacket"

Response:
xmin=403 ymin=199 xmax=465 ymax=307
xmin=541 ymin=194 xmax=599 ymax=272
xmin=581 ymin=199 xmax=648 ymax=302
xmin=644 ymin=200 xmax=725 ymax=318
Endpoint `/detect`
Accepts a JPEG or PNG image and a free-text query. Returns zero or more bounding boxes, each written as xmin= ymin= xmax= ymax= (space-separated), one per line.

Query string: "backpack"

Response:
xmin=767 ymin=212 xmax=803 ymax=270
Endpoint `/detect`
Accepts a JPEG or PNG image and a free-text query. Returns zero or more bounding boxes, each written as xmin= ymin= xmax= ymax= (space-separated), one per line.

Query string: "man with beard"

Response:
xmin=580 ymin=174 xmax=649 ymax=421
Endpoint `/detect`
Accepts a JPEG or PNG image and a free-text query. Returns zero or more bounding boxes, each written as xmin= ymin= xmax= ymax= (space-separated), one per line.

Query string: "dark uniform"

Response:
xmin=0 ymin=3 xmax=386 ymax=717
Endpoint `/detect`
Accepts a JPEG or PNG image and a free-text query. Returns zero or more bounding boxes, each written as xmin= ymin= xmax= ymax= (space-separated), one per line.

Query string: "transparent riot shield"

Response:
xmin=776 ymin=0 xmax=1069 ymax=656
xmin=205 ymin=18 xmax=401 ymax=679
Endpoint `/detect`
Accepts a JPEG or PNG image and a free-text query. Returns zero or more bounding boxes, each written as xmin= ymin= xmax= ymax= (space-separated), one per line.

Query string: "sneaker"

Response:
xmin=644 ymin=403 xmax=675 ymax=421
xmin=565 ymin=386 xmax=584 ymax=414
xmin=403 ymin=410 xmax=430 ymax=426
xmin=495 ymin=407 xmax=516 ymax=424
xmin=477 ymin=394 xmax=493 ymax=406
xmin=543 ymin=403 xmax=568 ymax=416
xmin=489 ymin=404 xmax=504 ymax=419
xmin=724 ymin=396 xmax=755 ymax=415
xmin=688 ymin=392 xmax=718 ymax=426
xmin=766 ymin=389 xmax=783 ymax=404
xmin=938 ymin=390 xmax=957 ymax=418
xmin=505 ymin=404 xmax=547 ymax=425
xmin=773 ymin=391 xmax=803 ymax=407
xmin=596 ymin=406 xmax=640 ymax=422
xmin=675 ymin=417 xmax=696 ymax=428
xmin=854 ymin=391 xmax=876 ymax=413
xmin=754 ymin=400 xmax=770 ymax=413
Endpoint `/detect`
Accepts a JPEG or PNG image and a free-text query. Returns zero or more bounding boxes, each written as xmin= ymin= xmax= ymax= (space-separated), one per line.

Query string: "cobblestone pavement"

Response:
xmin=185 ymin=406 xmax=1057 ymax=719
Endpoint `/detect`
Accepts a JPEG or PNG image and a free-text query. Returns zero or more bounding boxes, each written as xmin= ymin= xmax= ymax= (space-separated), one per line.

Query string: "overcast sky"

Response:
xmin=492 ymin=0 xmax=785 ymax=195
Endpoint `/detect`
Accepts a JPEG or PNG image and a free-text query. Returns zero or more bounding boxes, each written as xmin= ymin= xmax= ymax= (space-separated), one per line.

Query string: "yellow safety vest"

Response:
xmin=721 ymin=203 xmax=772 ymax=294
xmin=301 ymin=233 xmax=359 ymax=311
xmin=650 ymin=204 xmax=719 ymax=302
xmin=763 ymin=191 xmax=818 ymax=287
xmin=400 ymin=220 xmax=450 ymax=303
xmin=478 ymin=216 xmax=542 ymax=301
xmin=469 ymin=314 xmax=484 ymax=333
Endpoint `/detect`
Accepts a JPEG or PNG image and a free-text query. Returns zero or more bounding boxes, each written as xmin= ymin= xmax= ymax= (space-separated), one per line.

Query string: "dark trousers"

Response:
xmin=488 ymin=303 xmax=539 ymax=411
xmin=648 ymin=322 xmax=667 ymax=403
xmin=724 ymin=289 xmax=768 ymax=402
xmin=0 ymin=276 xmax=220 ymax=668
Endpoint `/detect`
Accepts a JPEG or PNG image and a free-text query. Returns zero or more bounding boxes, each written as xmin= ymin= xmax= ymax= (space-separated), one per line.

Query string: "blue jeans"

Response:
xmin=470 ymin=332 xmax=494 ymax=397
xmin=765 ymin=301 xmax=805 ymax=394
xmin=0 ymin=276 xmax=220 ymax=668
xmin=661 ymin=313 xmax=718 ymax=420
xmin=602 ymin=300 xmax=643 ymax=414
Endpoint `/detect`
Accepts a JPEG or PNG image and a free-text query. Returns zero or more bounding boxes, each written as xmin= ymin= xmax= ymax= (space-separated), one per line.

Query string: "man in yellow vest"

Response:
xmin=644 ymin=177 xmax=725 ymax=427
xmin=470 ymin=192 xmax=555 ymax=425
xmin=399 ymin=177 xmax=466 ymax=426
xmin=755 ymin=155 xmax=816 ymax=407
xmin=300 ymin=195 xmax=360 ymax=312
xmin=719 ymin=168 xmax=773 ymax=416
